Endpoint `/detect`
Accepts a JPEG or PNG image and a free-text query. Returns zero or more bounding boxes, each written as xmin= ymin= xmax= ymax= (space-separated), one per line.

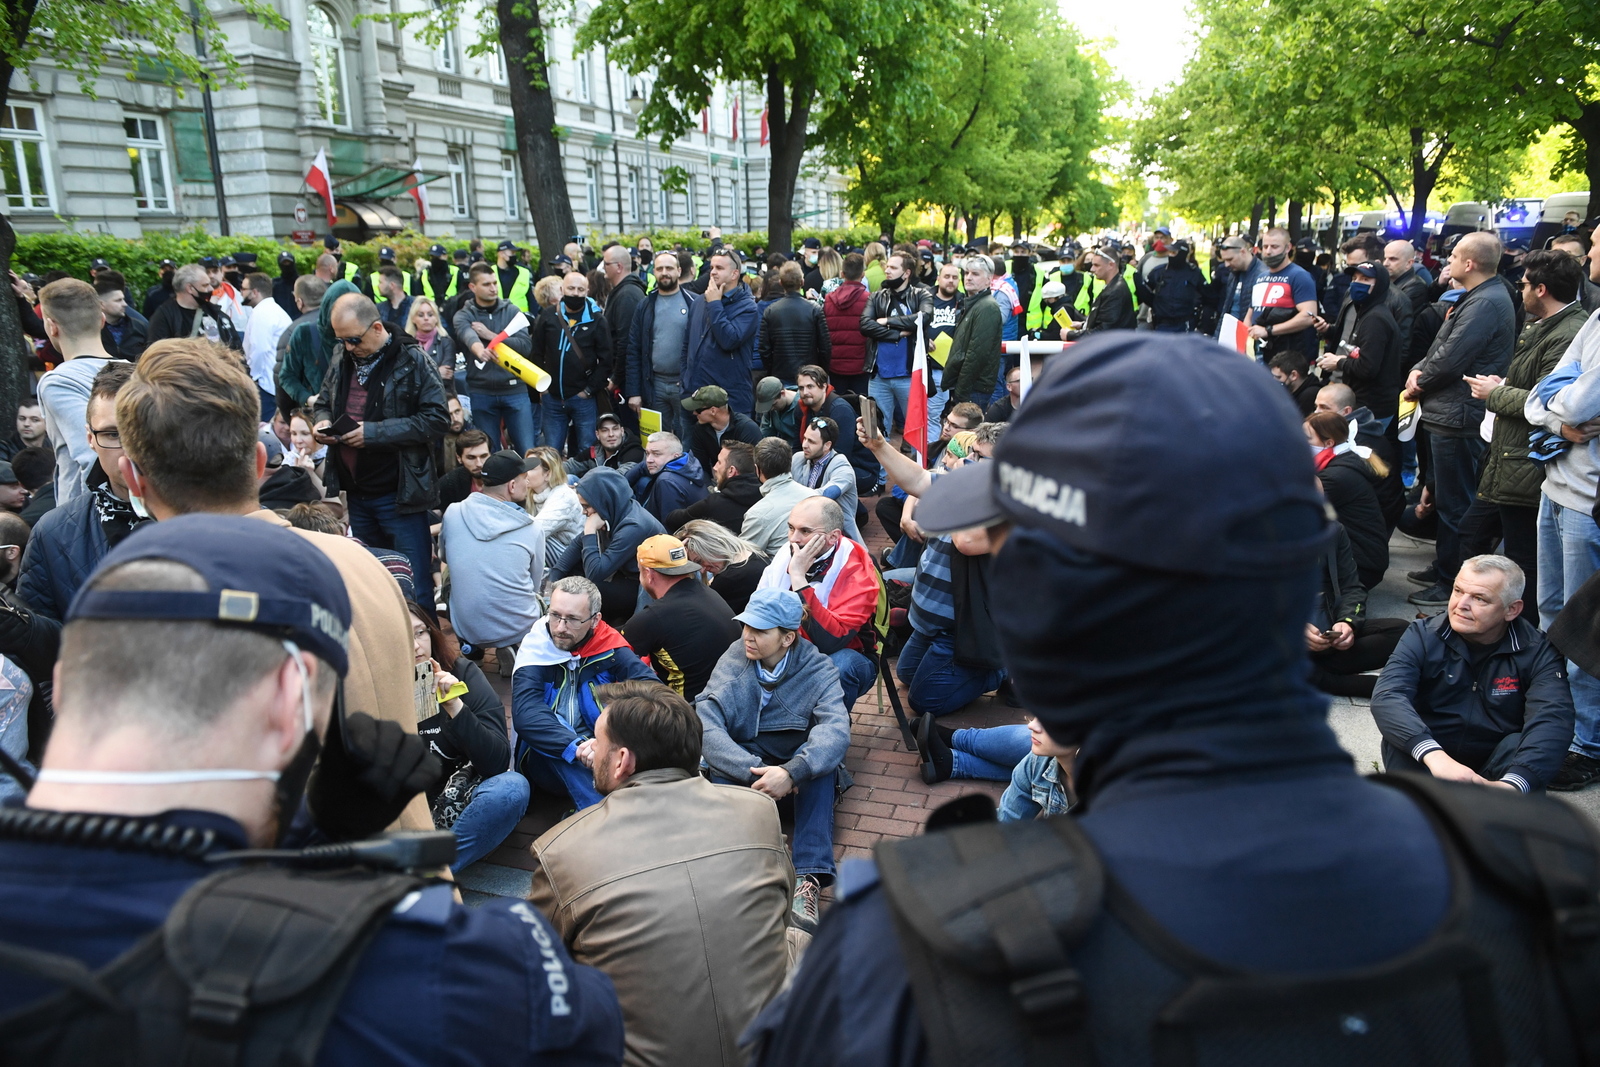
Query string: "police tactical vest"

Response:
xmin=877 ymin=773 xmax=1600 ymax=1067
xmin=0 ymin=862 xmax=428 ymax=1067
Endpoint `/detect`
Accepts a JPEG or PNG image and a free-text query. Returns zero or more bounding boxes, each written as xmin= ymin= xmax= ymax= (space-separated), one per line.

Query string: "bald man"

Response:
xmin=1315 ymin=382 xmax=1403 ymax=529
xmin=1402 ymin=230 xmax=1517 ymax=608
xmin=604 ymin=245 xmax=648 ymax=405
xmin=1384 ymin=240 xmax=1432 ymax=317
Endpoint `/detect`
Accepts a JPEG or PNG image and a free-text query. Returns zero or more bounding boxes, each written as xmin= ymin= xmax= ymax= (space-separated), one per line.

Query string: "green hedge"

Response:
xmin=12 ymin=222 xmax=959 ymax=295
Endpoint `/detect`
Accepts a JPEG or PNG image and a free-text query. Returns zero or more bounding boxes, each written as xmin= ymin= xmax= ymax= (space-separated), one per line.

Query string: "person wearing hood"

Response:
xmin=512 ymin=574 xmax=658 ymax=809
xmin=1317 ymin=259 xmax=1401 ymax=427
xmin=666 ymin=440 xmax=763 ymax=534
xmin=532 ymin=270 xmax=611 ymax=455
xmin=441 ymin=450 xmax=547 ymax=672
xmin=1306 ymin=410 xmax=1389 ymax=591
xmin=552 ymin=465 xmax=667 ymax=623
xmin=748 ymin=332 xmax=1590 ymax=1066
xmin=279 ymin=276 xmax=354 ymax=412
xmin=627 ymin=431 xmax=708 ymax=527
xmin=683 ymin=248 xmax=759 ymax=416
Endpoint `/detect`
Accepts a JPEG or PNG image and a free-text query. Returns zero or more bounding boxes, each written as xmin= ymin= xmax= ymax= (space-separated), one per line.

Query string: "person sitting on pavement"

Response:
xmin=565 ymin=411 xmax=643 ymax=477
xmin=666 ymin=440 xmax=763 ymax=534
xmin=0 ymin=514 xmax=623 ymax=1064
xmin=1371 ymin=554 xmax=1575 ymax=793
xmin=531 ymin=679 xmax=797 ymax=1067
xmin=1306 ymin=410 xmax=1389 ymax=592
xmin=521 ymin=445 xmax=585 ymax=567
xmin=742 ymin=436 xmax=818 ymax=557
xmin=996 ymin=715 xmax=1079 ymax=820
xmin=793 ymin=365 xmax=878 ymax=496
xmin=512 ymin=575 xmax=658 ymax=810
xmin=1307 ymin=522 xmax=1408 ymax=698
xmin=755 ymin=497 xmax=880 ymax=712
xmin=911 ymin=713 xmax=1032 ymax=789
xmin=626 ymin=431 xmax=708 ymax=528
xmin=1270 ymin=350 xmax=1321 ymax=417
xmin=1314 ymin=383 xmax=1403 ymax=530
xmin=439 ymin=449 xmax=545 ymax=675
xmin=678 ymin=518 xmax=770 ymax=614
xmin=755 ymin=376 xmax=801 ymax=449
xmin=623 ymin=534 xmax=741 ymax=701
xmin=695 ymin=588 xmax=849 ymax=934
xmin=435 ymin=427 xmax=489 ymax=513
xmin=550 ymin=465 xmax=666 ymax=625
xmin=408 ymin=601 xmax=530 ymax=873
xmin=682 ymin=384 xmax=763 ymax=477
xmin=790 ymin=418 xmax=862 ymax=544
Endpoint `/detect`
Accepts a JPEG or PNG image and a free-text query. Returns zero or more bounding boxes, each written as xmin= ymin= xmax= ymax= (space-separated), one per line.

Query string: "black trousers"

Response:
xmin=876 ymin=495 xmax=905 ymax=543
xmin=1308 ymin=617 xmax=1410 ymax=698
xmin=1458 ymin=499 xmax=1539 ymax=627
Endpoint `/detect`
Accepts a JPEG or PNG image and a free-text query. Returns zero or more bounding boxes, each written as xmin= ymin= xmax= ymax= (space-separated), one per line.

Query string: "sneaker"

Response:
xmin=1407 ymin=564 xmax=1441 ymax=586
xmin=791 ymin=875 xmax=822 ymax=933
xmin=1548 ymin=752 xmax=1600 ymax=792
xmin=1407 ymin=581 xmax=1451 ymax=608
xmin=915 ymin=714 xmax=953 ymax=784
xmin=497 ymin=645 xmax=519 ymax=678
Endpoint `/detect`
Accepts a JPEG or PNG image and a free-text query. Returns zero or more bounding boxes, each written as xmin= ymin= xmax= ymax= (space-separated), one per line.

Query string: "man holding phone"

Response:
xmin=313 ymin=292 xmax=452 ymax=606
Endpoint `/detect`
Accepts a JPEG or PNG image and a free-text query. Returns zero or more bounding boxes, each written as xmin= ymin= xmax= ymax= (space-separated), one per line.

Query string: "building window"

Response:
xmin=448 ymin=148 xmax=471 ymax=217
xmin=576 ymin=53 xmax=592 ymax=103
xmin=0 ymin=105 xmax=52 ymax=211
xmin=731 ymin=179 xmax=740 ymax=230
xmin=437 ymin=22 xmax=458 ymax=73
xmin=657 ymin=172 xmax=671 ymax=225
xmin=307 ymin=5 xmax=349 ymax=127
xmin=710 ymin=176 xmax=721 ymax=227
xmin=626 ymin=166 xmax=640 ymax=223
xmin=501 ymin=155 xmax=519 ymax=219
xmin=684 ymin=176 xmax=696 ymax=225
xmin=124 ymin=116 xmax=171 ymax=212
xmin=584 ymin=162 xmax=600 ymax=222
xmin=488 ymin=44 xmax=507 ymax=83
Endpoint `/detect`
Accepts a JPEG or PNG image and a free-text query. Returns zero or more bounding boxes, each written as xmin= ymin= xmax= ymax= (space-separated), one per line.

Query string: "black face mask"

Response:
xmin=562 ymin=294 xmax=586 ymax=312
xmin=1262 ymin=251 xmax=1289 ymax=270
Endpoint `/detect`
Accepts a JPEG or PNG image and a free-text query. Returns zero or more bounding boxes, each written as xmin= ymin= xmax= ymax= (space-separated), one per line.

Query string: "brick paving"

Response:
xmin=455 ymin=491 xmax=1024 ymax=903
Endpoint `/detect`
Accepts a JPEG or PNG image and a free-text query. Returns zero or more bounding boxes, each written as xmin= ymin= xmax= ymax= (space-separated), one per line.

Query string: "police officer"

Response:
xmin=321 ymin=234 xmax=370 ymax=297
xmin=747 ymin=333 xmax=1600 ymax=1065
xmin=495 ymin=239 xmax=535 ymax=313
xmin=0 ymin=515 xmax=624 ymax=1065
xmin=414 ymin=242 xmax=458 ymax=304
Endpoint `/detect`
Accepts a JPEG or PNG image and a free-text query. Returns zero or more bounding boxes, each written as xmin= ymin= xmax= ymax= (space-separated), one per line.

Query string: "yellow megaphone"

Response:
xmin=484 ymin=312 xmax=551 ymax=392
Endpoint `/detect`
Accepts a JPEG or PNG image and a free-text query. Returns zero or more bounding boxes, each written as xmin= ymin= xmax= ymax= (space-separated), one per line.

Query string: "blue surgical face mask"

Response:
xmin=1061 ymin=264 xmax=1075 ymax=275
xmin=126 ymin=459 xmax=152 ymax=520
xmin=1348 ymin=281 xmax=1373 ymax=302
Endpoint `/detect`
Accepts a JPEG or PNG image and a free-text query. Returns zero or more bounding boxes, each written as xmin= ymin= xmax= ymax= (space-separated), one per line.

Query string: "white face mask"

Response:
xmin=125 ymin=459 xmax=153 ymax=521
xmin=36 ymin=641 xmax=314 ymax=787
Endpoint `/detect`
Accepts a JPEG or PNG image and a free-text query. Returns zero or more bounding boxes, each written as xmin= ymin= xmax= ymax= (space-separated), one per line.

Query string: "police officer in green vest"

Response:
xmin=414 ymin=243 xmax=458 ymax=303
xmin=493 ymin=239 xmax=535 ymax=313
xmin=322 ymin=235 xmax=369 ymax=297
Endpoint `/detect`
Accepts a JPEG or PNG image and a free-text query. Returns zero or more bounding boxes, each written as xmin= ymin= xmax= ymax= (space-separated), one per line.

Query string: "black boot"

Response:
xmin=915 ymin=714 xmax=954 ymax=784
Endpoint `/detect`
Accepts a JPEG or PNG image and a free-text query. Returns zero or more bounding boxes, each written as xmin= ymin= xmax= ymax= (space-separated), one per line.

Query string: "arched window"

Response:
xmin=307 ymin=5 xmax=349 ymax=127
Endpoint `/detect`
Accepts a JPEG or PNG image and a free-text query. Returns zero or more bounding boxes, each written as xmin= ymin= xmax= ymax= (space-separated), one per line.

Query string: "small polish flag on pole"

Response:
xmin=759 ymin=108 xmax=769 ymax=147
xmin=404 ymin=158 xmax=429 ymax=224
xmin=731 ymin=97 xmax=739 ymax=142
xmin=701 ymin=108 xmax=710 ymax=135
xmin=305 ymin=148 xmax=336 ymax=229
xmin=904 ymin=312 xmax=930 ymax=467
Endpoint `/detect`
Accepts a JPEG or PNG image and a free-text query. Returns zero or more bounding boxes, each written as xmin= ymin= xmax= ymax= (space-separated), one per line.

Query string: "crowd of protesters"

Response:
xmin=1 ymin=213 xmax=1600 ymax=1066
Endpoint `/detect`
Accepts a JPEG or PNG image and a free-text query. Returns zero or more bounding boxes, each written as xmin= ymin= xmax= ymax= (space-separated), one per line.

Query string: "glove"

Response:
xmin=306 ymin=710 xmax=443 ymax=841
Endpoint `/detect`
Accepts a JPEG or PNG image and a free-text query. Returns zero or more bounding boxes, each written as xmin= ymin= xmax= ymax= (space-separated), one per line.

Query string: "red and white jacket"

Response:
xmin=757 ymin=536 xmax=877 ymax=654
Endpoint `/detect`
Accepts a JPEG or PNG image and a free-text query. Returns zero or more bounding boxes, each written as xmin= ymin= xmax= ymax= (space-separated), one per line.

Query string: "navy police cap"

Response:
xmin=67 ymin=514 xmax=352 ymax=676
xmin=917 ymin=333 xmax=1333 ymax=577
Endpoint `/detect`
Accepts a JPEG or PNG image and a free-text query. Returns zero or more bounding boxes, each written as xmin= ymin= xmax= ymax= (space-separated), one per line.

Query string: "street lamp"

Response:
xmin=629 ymin=89 xmax=653 ymax=228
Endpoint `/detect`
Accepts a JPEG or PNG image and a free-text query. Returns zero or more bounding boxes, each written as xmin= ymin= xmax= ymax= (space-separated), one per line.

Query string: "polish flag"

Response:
xmin=1218 ymin=313 xmax=1253 ymax=357
xmin=404 ymin=158 xmax=429 ymax=224
xmin=905 ymin=312 xmax=930 ymax=466
xmin=701 ymin=108 xmax=709 ymax=135
xmin=759 ymin=108 xmax=769 ymax=147
xmin=731 ymin=97 xmax=739 ymax=142
xmin=305 ymin=148 xmax=336 ymax=229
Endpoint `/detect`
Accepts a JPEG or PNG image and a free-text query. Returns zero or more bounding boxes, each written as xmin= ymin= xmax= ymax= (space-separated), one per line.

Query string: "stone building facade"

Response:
xmin=2 ymin=0 xmax=850 ymax=244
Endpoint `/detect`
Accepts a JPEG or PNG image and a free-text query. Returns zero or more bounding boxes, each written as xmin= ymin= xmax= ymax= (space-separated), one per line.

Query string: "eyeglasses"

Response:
xmin=548 ymin=610 xmax=600 ymax=629
xmin=89 ymin=427 xmax=121 ymax=449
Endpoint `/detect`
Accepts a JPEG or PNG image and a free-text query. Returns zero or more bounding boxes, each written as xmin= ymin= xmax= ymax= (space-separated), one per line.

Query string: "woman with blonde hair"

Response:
xmin=523 ymin=445 xmax=584 ymax=565
xmin=406 ymin=296 xmax=461 ymax=395
xmin=816 ymin=247 xmax=844 ymax=299
xmin=533 ymin=274 xmax=562 ymax=311
xmin=676 ymin=518 xmax=769 ymax=613
xmin=863 ymin=241 xmax=887 ymax=291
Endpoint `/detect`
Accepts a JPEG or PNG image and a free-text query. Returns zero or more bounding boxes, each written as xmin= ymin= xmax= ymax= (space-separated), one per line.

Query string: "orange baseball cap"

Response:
xmin=636 ymin=534 xmax=701 ymax=576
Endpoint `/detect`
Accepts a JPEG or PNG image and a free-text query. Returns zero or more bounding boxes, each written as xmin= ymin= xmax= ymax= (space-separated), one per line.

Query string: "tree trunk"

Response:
xmin=1265 ymin=196 xmax=1277 ymax=231
xmin=1329 ymin=188 xmax=1341 ymax=250
xmin=1248 ymin=201 xmax=1263 ymax=243
xmin=941 ymin=206 xmax=951 ymax=252
xmin=1408 ymin=126 xmax=1450 ymax=244
xmin=764 ymin=67 xmax=813 ymax=255
xmin=1571 ymin=102 xmax=1600 ymax=230
xmin=500 ymin=0 xmax=576 ymax=262
xmin=0 ymin=0 xmax=40 ymax=430
xmin=1287 ymin=199 xmax=1304 ymax=242
xmin=1011 ymin=214 xmax=1022 ymax=240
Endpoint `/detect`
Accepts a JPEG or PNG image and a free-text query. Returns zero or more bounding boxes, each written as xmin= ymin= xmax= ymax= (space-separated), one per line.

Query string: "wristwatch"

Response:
xmin=1265 ymin=324 xmax=1275 ymax=338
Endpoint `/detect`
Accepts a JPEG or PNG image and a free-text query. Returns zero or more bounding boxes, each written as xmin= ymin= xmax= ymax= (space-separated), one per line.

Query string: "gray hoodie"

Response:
xmin=440 ymin=490 xmax=546 ymax=648
xmin=1523 ymin=307 xmax=1600 ymax=512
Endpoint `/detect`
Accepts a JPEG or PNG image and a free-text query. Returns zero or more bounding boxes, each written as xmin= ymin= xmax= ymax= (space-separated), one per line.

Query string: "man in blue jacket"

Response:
xmin=626 ymin=431 xmax=707 ymax=527
xmin=513 ymin=575 xmax=658 ymax=809
xmin=1371 ymin=554 xmax=1574 ymax=792
xmin=683 ymin=249 xmax=758 ymax=416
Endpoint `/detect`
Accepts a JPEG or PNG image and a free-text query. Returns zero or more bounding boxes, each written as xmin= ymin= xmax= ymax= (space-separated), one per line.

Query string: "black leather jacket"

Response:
xmin=759 ymin=293 xmax=832 ymax=384
xmin=859 ymin=282 xmax=932 ymax=375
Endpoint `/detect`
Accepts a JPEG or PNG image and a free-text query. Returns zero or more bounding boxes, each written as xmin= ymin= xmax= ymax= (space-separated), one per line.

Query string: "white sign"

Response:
xmin=293 ymin=202 xmax=309 ymax=226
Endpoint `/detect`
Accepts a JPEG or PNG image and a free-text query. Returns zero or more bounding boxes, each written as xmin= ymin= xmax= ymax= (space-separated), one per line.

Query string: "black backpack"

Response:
xmin=877 ymin=773 xmax=1600 ymax=1066
xmin=0 ymin=861 xmax=430 ymax=1067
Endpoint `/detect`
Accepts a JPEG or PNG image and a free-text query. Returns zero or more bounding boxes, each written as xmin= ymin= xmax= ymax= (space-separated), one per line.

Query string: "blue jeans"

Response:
xmin=1427 ymin=432 xmax=1485 ymax=579
xmin=1538 ymin=495 xmax=1600 ymax=757
xmin=347 ymin=492 xmax=434 ymax=606
xmin=829 ymin=647 xmax=877 ymax=712
xmin=869 ymin=376 xmax=912 ymax=434
xmin=926 ymin=366 xmax=946 ymax=439
xmin=470 ymin=389 xmax=536 ymax=453
xmin=449 ymin=770 xmax=530 ymax=873
xmin=519 ymin=747 xmax=604 ymax=810
xmin=714 ymin=771 xmax=837 ymax=883
xmin=951 ymin=724 xmax=1031 ymax=781
xmin=896 ymin=629 xmax=1007 ymax=717
xmin=542 ymin=393 xmax=598 ymax=458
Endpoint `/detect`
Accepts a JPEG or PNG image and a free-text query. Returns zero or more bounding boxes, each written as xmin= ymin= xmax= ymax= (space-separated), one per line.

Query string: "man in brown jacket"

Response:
xmin=529 ymin=679 xmax=795 ymax=1067
xmin=116 ymin=338 xmax=432 ymax=831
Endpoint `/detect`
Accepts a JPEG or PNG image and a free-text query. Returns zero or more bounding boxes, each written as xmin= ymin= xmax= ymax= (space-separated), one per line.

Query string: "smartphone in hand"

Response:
xmin=328 ymin=412 xmax=360 ymax=437
xmin=860 ymin=396 xmax=880 ymax=441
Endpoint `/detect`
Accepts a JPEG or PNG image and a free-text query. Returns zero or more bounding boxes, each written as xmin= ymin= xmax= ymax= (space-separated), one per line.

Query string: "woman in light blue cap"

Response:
xmin=694 ymin=587 xmax=849 ymax=933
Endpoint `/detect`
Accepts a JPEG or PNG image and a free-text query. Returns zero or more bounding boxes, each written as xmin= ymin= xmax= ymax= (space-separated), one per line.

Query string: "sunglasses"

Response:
xmin=337 ymin=323 xmax=374 ymax=347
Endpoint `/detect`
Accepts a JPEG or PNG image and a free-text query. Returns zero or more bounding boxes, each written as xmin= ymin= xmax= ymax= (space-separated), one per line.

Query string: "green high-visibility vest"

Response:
xmin=416 ymin=268 xmax=458 ymax=302
xmin=503 ymin=265 xmax=533 ymax=312
xmin=340 ymin=261 xmax=359 ymax=284
xmin=1026 ymin=267 xmax=1055 ymax=332
xmin=1123 ymin=264 xmax=1140 ymax=309
xmin=1074 ymin=275 xmax=1096 ymax=317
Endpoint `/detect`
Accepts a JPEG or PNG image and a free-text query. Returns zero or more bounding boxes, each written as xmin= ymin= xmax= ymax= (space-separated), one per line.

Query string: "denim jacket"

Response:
xmin=998 ymin=753 xmax=1073 ymax=821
